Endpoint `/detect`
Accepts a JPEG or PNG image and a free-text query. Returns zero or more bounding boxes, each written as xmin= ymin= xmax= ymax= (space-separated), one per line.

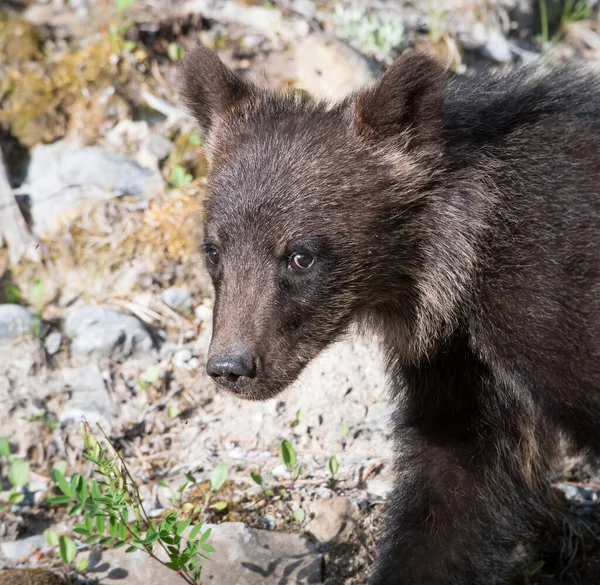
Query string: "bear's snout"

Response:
xmin=206 ymin=349 xmax=258 ymax=394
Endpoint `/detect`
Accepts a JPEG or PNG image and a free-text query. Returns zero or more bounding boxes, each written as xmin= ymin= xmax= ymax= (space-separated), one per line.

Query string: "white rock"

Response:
xmin=306 ymin=496 xmax=358 ymax=542
xmin=162 ymin=287 xmax=193 ymax=312
xmin=44 ymin=331 xmax=63 ymax=356
xmin=1 ymin=534 xmax=47 ymax=559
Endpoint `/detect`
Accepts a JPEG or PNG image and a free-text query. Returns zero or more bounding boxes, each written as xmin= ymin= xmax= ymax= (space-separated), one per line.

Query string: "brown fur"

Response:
xmin=180 ymin=47 xmax=600 ymax=584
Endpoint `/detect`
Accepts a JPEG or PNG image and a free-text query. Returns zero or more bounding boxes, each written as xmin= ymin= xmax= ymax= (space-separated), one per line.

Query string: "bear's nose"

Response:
xmin=206 ymin=352 xmax=257 ymax=391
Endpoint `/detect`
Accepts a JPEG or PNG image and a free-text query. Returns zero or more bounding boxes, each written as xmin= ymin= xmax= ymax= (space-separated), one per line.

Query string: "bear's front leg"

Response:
xmin=370 ymin=339 xmax=557 ymax=585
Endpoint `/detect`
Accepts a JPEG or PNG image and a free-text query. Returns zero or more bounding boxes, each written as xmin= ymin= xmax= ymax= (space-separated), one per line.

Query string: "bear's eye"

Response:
xmin=205 ymin=244 xmax=221 ymax=265
xmin=289 ymin=252 xmax=314 ymax=270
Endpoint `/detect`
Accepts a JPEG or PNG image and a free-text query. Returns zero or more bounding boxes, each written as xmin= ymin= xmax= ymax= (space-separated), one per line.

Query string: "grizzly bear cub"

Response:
xmin=180 ymin=47 xmax=600 ymax=584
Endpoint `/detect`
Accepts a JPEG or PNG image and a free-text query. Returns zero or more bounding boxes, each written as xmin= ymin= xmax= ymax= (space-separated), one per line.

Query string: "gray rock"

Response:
xmin=44 ymin=331 xmax=63 ymax=356
xmin=59 ymin=365 xmax=115 ymax=425
xmin=1 ymin=534 xmax=47 ymax=560
xmin=306 ymin=496 xmax=358 ymax=543
xmin=258 ymin=514 xmax=277 ymax=531
xmin=0 ymin=305 xmax=35 ymax=340
xmin=24 ymin=141 xmax=164 ymax=234
xmin=295 ymin=33 xmax=380 ymax=100
xmin=85 ymin=523 xmax=320 ymax=585
xmin=366 ymin=478 xmax=392 ymax=499
xmin=161 ymin=287 xmax=193 ymax=312
xmin=65 ymin=306 xmax=153 ymax=360
xmin=143 ymin=133 xmax=172 ymax=161
xmin=555 ymin=482 xmax=600 ymax=504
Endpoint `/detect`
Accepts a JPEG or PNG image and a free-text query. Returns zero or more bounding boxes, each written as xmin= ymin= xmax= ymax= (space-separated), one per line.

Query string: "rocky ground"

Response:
xmin=1 ymin=0 xmax=600 ymax=584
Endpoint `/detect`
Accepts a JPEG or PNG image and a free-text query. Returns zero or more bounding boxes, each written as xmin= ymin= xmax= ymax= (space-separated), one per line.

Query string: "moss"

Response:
xmin=0 ymin=569 xmax=68 ymax=585
xmin=0 ymin=33 xmax=133 ymax=147
xmin=0 ymin=14 xmax=44 ymax=65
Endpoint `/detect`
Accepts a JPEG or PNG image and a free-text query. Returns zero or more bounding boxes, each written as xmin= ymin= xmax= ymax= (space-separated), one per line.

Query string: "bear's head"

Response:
xmin=180 ymin=47 xmax=448 ymax=400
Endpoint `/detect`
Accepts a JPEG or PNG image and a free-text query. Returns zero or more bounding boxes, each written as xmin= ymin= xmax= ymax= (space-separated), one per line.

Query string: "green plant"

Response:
xmin=138 ymin=364 xmax=161 ymax=390
xmin=328 ymin=456 xmax=339 ymax=484
xmin=250 ymin=470 xmax=274 ymax=498
xmin=280 ymin=439 xmax=301 ymax=488
xmin=204 ymin=462 xmax=228 ymax=511
xmin=537 ymin=0 xmax=592 ymax=49
xmin=108 ymin=0 xmax=136 ymax=55
xmin=168 ymin=165 xmax=194 ymax=188
xmin=290 ymin=410 xmax=304 ymax=428
xmin=25 ymin=410 xmax=59 ymax=431
xmin=2 ymin=284 xmax=21 ymax=304
xmin=47 ymin=422 xmax=213 ymax=584
xmin=168 ymin=42 xmax=185 ymax=62
xmin=0 ymin=437 xmax=30 ymax=508
xmin=333 ymin=3 xmax=405 ymax=62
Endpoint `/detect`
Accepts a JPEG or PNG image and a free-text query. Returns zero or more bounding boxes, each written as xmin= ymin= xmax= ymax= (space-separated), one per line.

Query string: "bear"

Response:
xmin=179 ymin=47 xmax=600 ymax=584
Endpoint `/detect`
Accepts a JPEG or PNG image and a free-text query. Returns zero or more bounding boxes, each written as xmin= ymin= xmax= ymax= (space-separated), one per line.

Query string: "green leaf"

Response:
xmin=8 ymin=459 xmax=29 ymax=488
xmin=68 ymin=503 xmax=84 ymax=516
xmin=59 ymin=535 xmax=77 ymax=564
xmin=78 ymin=476 xmax=89 ymax=501
xmin=340 ymin=425 xmax=350 ymax=438
xmin=91 ymin=480 xmax=102 ymax=500
xmin=44 ymin=528 xmax=59 ymax=547
xmin=189 ymin=523 xmax=203 ymax=540
xmin=199 ymin=527 xmax=211 ymax=544
xmin=125 ymin=545 xmax=138 ymax=553
xmin=293 ymin=508 xmax=305 ymax=523
xmin=140 ymin=365 xmax=161 ymax=385
xmin=96 ymin=515 xmax=105 ymax=534
xmin=209 ymin=462 xmax=228 ymax=493
xmin=74 ymin=523 xmax=91 ymax=535
xmin=328 ymin=456 xmax=339 ymax=476
xmin=8 ymin=489 xmax=24 ymax=504
xmin=47 ymin=495 xmax=73 ymax=506
xmin=118 ymin=522 xmax=128 ymax=540
xmin=200 ymin=543 xmax=215 ymax=553
xmin=280 ymin=440 xmax=297 ymax=469
xmin=264 ymin=489 xmax=274 ymax=497
xmin=167 ymin=405 xmax=178 ymax=419
xmin=0 ymin=437 xmax=10 ymax=458
xmin=210 ymin=501 xmax=227 ymax=511
xmin=158 ymin=478 xmax=170 ymax=488
xmin=184 ymin=472 xmax=197 ymax=484
xmin=53 ymin=469 xmax=71 ymax=497
xmin=169 ymin=165 xmax=193 ymax=188
xmin=75 ymin=556 xmax=89 ymax=572
xmin=52 ymin=460 xmax=68 ymax=476
xmin=188 ymin=130 xmax=201 ymax=146
xmin=116 ymin=0 xmax=135 ymax=12
xmin=250 ymin=471 xmax=263 ymax=486
xmin=176 ymin=518 xmax=192 ymax=535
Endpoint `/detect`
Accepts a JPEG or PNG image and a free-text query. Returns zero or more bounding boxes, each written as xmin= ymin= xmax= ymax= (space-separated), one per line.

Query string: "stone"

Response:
xmin=143 ymin=133 xmax=172 ymax=161
xmin=295 ymin=33 xmax=380 ymax=100
xmin=172 ymin=348 xmax=192 ymax=368
xmin=0 ymin=534 xmax=47 ymax=560
xmin=555 ymin=482 xmax=600 ymax=503
xmin=306 ymin=496 xmax=358 ymax=543
xmin=366 ymin=478 xmax=392 ymax=499
xmin=44 ymin=331 xmax=63 ymax=356
xmin=194 ymin=303 xmax=212 ymax=322
xmin=0 ymin=569 xmax=66 ymax=585
xmin=84 ymin=523 xmax=321 ymax=585
xmin=23 ymin=141 xmax=164 ymax=234
xmin=65 ymin=306 xmax=153 ymax=360
xmin=0 ymin=305 xmax=35 ymax=340
xmin=258 ymin=513 xmax=277 ymax=530
xmin=161 ymin=287 xmax=193 ymax=312
xmin=59 ymin=365 xmax=115 ymax=425
xmin=481 ymin=29 xmax=512 ymax=63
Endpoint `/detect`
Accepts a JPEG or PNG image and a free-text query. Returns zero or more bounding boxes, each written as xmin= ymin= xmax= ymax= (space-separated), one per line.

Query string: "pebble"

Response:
xmin=0 ymin=305 xmax=35 ymax=340
xmin=44 ymin=331 xmax=63 ymax=356
xmin=172 ymin=348 xmax=193 ymax=368
xmin=194 ymin=303 xmax=212 ymax=322
xmin=65 ymin=306 xmax=153 ymax=360
xmin=162 ymin=287 xmax=193 ymax=312
xmin=366 ymin=478 xmax=393 ymax=499
xmin=306 ymin=496 xmax=357 ymax=542
xmin=258 ymin=514 xmax=277 ymax=530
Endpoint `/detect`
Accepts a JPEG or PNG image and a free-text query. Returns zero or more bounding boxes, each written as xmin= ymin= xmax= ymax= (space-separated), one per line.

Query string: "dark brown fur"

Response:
xmin=180 ymin=47 xmax=600 ymax=584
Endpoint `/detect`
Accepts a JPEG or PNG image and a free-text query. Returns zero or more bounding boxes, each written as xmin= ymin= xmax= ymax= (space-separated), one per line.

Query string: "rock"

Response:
xmin=306 ymin=496 xmax=358 ymax=543
xmin=194 ymin=303 xmax=212 ymax=322
xmin=143 ymin=134 xmax=172 ymax=161
xmin=0 ymin=569 xmax=67 ymax=585
xmin=65 ymin=306 xmax=153 ymax=360
xmin=295 ymin=33 xmax=380 ymax=100
xmin=0 ymin=305 xmax=35 ymax=340
xmin=161 ymin=287 xmax=193 ymax=312
xmin=44 ymin=331 xmax=63 ymax=356
xmin=366 ymin=478 xmax=392 ymax=499
xmin=172 ymin=348 xmax=192 ymax=368
xmin=258 ymin=514 xmax=277 ymax=530
xmin=59 ymin=365 xmax=115 ymax=425
xmin=85 ymin=523 xmax=320 ymax=585
xmin=0 ymin=534 xmax=47 ymax=560
xmin=555 ymin=482 xmax=600 ymax=504
xmin=481 ymin=29 xmax=512 ymax=63
xmin=23 ymin=141 xmax=164 ymax=234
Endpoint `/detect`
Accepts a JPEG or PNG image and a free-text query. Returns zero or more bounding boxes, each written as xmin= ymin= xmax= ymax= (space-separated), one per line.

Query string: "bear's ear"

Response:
xmin=353 ymin=51 xmax=448 ymax=144
xmin=179 ymin=46 xmax=255 ymax=136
